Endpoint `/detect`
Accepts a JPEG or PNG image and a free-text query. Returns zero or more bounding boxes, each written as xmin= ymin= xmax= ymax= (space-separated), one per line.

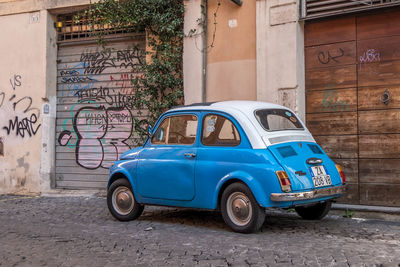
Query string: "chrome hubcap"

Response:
xmin=226 ymin=192 xmax=252 ymax=226
xmin=112 ymin=186 xmax=134 ymax=216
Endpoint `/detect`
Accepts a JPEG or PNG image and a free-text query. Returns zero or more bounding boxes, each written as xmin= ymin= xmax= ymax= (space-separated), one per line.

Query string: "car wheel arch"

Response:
xmin=215 ymin=175 xmax=267 ymax=210
xmin=217 ymin=178 xmax=244 ymax=210
xmin=108 ymin=172 xmax=137 ymax=195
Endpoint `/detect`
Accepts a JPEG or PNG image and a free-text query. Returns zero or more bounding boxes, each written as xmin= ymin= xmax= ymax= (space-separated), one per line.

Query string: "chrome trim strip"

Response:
xmin=306 ymin=158 xmax=323 ymax=164
xmin=270 ymin=185 xmax=346 ymax=202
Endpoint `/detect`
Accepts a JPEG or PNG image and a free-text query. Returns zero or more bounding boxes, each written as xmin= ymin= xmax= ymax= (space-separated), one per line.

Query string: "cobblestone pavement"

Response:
xmin=0 ymin=195 xmax=400 ymax=266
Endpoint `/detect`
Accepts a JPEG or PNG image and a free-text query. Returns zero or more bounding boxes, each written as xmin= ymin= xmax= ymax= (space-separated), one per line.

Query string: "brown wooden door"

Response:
xmin=305 ymin=9 xmax=400 ymax=207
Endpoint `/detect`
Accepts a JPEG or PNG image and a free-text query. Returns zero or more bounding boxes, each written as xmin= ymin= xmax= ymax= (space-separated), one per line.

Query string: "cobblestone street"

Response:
xmin=0 ymin=195 xmax=399 ymax=267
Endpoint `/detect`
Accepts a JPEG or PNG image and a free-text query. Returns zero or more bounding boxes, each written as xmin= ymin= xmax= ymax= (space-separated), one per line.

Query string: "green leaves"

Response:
xmin=86 ymin=0 xmax=184 ymax=144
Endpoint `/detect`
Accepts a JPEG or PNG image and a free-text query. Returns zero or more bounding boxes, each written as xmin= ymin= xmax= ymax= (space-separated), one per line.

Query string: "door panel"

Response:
xmin=359 ymin=159 xmax=400 ymax=184
xmin=305 ymin=65 xmax=357 ymax=91
xmin=137 ymin=114 xmax=198 ymax=201
xmin=358 ymin=61 xmax=400 ymax=87
xmin=305 ymin=17 xmax=355 ymax=47
xmin=357 ymin=10 xmax=400 ymax=40
xmin=359 ymin=134 xmax=400 ymax=159
xmin=358 ymin=86 xmax=400 ymax=110
xmin=306 ymin=112 xmax=357 ymax=136
xmin=305 ymin=41 xmax=356 ymax=69
xmin=137 ymin=146 xmax=196 ymax=201
xmin=359 ymin=110 xmax=400 ymax=134
xmin=306 ymin=88 xmax=357 ymax=113
xmin=314 ymin=135 xmax=358 ymax=159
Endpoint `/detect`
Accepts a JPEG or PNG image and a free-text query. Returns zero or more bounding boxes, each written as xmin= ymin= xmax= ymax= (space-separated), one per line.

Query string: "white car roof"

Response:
xmin=168 ymin=101 xmax=315 ymax=149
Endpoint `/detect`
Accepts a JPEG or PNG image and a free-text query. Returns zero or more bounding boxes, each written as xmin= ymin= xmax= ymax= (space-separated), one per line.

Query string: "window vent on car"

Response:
xmin=308 ymin=144 xmax=323 ymax=154
xmin=269 ymin=135 xmax=313 ymax=145
xmin=277 ymin=146 xmax=297 ymax=158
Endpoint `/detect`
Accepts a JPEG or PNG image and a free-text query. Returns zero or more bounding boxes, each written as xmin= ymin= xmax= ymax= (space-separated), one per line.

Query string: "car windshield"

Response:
xmin=255 ymin=109 xmax=304 ymax=131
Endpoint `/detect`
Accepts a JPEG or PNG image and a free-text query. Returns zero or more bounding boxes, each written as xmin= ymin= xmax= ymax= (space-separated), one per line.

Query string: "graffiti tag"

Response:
xmin=359 ymin=49 xmax=381 ymax=70
xmin=1 ymin=74 xmax=41 ymax=138
xmin=318 ymin=48 xmax=344 ymax=65
xmin=321 ymin=85 xmax=350 ymax=112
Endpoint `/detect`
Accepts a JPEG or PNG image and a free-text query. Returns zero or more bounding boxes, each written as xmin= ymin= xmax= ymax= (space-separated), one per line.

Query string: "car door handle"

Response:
xmin=184 ymin=153 xmax=196 ymax=158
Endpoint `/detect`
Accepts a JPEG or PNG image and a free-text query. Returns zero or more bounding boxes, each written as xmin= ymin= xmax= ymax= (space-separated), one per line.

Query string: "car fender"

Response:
xmin=108 ymin=167 xmax=138 ymax=196
xmin=213 ymin=171 xmax=268 ymax=208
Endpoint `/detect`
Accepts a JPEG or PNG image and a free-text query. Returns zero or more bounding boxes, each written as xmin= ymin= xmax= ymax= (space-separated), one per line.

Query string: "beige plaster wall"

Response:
xmin=256 ymin=0 xmax=305 ymax=120
xmin=183 ymin=0 xmax=204 ymax=104
xmin=0 ymin=11 xmax=48 ymax=194
xmin=0 ymin=0 xmax=91 ymax=16
xmin=206 ymin=0 xmax=257 ymax=101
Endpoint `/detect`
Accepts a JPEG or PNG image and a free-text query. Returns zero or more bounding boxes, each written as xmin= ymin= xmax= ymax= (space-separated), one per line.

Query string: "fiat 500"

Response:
xmin=107 ymin=101 xmax=346 ymax=233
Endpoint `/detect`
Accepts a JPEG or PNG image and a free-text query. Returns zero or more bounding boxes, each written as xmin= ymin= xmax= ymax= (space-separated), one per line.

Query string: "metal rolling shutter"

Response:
xmin=300 ymin=0 xmax=400 ymax=20
xmin=55 ymin=37 xmax=146 ymax=189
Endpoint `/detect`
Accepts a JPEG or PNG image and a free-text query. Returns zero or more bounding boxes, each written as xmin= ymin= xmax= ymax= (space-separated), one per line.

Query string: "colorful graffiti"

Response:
xmin=58 ymin=47 xmax=144 ymax=170
xmin=321 ymin=84 xmax=350 ymax=112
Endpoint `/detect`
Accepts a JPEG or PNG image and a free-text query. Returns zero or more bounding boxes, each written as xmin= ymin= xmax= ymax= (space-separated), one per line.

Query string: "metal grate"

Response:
xmin=56 ymin=10 xmax=141 ymax=43
xmin=300 ymin=0 xmax=400 ymax=20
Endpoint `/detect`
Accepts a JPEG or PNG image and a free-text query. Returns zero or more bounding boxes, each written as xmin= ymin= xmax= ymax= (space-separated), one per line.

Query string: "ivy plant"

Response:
xmin=79 ymin=0 xmax=184 ymax=144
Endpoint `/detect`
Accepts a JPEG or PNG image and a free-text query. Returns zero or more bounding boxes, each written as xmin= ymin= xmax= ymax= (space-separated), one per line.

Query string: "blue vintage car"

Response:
xmin=107 ymin=101 xmax=346 ymax=233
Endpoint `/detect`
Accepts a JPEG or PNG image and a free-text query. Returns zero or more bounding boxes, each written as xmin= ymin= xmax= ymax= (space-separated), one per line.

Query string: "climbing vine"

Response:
xmin=78 ymin=0 xmax=185 ymax=143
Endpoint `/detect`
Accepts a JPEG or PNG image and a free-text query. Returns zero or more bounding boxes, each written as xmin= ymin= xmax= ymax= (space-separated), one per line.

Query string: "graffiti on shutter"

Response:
xmin=55 ymin=39 xmax=147 ymax=189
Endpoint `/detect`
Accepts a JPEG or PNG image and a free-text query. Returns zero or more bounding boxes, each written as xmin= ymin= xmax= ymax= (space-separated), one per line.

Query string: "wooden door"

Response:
xmin=305 ymin=9 xmax=400 ymax=206
xmin=357 ymin=11 xmax=400 ymax=206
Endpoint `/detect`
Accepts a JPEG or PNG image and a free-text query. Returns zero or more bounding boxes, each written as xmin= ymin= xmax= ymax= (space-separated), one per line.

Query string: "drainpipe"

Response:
xmin=202 ymin=0 xmax=207 ymax=103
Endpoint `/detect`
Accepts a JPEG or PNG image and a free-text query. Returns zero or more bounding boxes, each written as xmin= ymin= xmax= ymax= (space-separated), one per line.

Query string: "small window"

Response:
xmin=255 ymin=109 xmax=304 ymax=132
xmin=202 ymin=114 xmax=241 ymax=146
xmin=151 ymin=115 xmax=198 ymax=145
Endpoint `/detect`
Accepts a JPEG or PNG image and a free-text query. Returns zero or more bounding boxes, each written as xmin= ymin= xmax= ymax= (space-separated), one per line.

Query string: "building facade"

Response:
xmin=1 ymin=0 xmax=400 ymax=207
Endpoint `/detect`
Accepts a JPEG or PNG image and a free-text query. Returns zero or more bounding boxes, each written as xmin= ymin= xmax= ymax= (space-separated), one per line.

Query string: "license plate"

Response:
xmin=310 ymin=166 xmax=332 ymax=188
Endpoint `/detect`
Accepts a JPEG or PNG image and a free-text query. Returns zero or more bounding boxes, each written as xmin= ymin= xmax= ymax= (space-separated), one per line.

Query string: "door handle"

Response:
xmin=380 ymin=89 xmax=390 ymax=105
xmin=184 ymin=153 xmax=196 ymax=158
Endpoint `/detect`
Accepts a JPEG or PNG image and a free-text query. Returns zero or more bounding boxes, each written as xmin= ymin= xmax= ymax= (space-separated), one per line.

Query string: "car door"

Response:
xmin=194 ymin=113 xmax=253 ymax=206
xmin=136 ymin=113 xmax=198 ymax=201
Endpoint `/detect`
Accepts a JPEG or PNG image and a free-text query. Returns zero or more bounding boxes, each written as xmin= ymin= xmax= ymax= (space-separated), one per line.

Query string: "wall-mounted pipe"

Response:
xmin=202 ymin=0 xmax=207 ymax=103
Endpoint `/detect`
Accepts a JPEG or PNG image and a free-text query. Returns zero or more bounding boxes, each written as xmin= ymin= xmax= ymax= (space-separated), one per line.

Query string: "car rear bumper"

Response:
xmin=270 ymin=185 xmax=346 ymax=202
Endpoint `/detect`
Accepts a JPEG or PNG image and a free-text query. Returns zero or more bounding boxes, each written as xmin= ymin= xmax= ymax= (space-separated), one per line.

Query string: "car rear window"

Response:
xmin=255 ymin=109 xmax=303 ymax=131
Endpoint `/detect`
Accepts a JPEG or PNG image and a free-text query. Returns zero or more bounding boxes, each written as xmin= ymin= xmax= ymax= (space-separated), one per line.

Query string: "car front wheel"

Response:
xmin=107 ymin=178 xmax=144 ymax=221
xmin=295 ymin=201 xmax=331 ymax=220
xmin=221 ymin=183 xmax=265 ymax=233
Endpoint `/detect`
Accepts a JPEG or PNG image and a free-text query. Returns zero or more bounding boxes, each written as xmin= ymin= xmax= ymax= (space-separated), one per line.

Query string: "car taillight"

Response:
xmin=275 ymin=171 xmax=292 ymax=192
xmin=335 ymin=164 xmax=346 ymax=184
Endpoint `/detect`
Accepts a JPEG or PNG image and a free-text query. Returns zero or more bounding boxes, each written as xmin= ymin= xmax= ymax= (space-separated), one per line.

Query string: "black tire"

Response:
xmin=295 ymin=201 xmax=332 ymax=220
xmin=107 ymin=178 xmax=144 ymax=221
xmin=220 ymin=183 xmax=265 ymax=233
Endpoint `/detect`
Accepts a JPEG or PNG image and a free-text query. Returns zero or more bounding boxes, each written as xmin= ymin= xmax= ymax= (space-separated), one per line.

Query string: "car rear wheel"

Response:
xmin=107 ymin=178 xmax=144 ymax=221
xmin=295 ymin=201 xmax=331 ymax=220
xmin=221 ymin=183 xmax=265 ymax=233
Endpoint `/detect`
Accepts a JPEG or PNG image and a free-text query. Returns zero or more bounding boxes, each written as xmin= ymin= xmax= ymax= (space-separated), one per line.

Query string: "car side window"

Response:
xmin=151 ymin=115 xmax=198 ymax=145
xmin=202 ymin=114 xmax=241 ymax=146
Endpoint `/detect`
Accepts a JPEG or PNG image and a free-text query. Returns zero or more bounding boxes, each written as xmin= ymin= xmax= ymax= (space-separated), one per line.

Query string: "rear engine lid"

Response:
xmin=268 ymin=142 xmax=342 ymax=192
